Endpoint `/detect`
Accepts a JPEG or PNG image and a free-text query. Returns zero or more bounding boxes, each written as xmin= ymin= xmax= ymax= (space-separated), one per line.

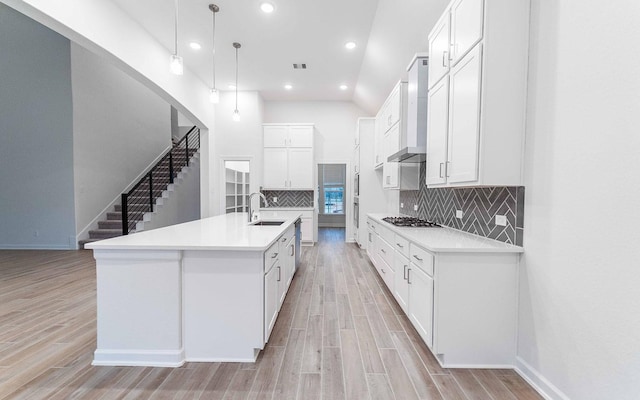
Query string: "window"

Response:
xmin=319 ymin=164 xmax=346 ymax=215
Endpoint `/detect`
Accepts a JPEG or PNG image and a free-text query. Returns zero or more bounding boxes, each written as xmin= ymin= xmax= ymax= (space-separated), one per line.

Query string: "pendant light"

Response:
xmin=208 ymin=4 xmax=220 ymax=103
xmin=232 ymin=42 xmax=241 ymax=122
xmin=170 ymin=0 xmax=184 ymax=75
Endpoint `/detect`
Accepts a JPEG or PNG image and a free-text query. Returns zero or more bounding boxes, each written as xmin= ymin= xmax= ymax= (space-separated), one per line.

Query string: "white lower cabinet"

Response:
xmin=366 ymin=216 xmax=519 ymax=368
xmin=264 ymin=261 xmax=279 ymax=341
xmin=264 ymin=227 xmax=295 ymax=343
xmin=407 ymin=261 xmax=434 ymax=348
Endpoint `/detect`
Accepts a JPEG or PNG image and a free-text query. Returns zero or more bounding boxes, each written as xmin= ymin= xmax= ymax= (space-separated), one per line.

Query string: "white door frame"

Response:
xmin=316 ymin=159 xmax=353 ymax=243
xmin=219 ymin=156 xmax=255 ymax=216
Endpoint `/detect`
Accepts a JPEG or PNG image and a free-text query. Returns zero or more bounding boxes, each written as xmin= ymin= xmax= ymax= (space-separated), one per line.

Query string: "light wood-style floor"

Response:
xmin=0 ymin=228 xmax=542 ymax=399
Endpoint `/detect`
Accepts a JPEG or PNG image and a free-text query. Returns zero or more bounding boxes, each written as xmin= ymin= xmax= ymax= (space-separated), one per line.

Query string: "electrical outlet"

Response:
xmin=495 ymin=215 xmax=507 ymax=226
xmin=456 ymin=210 xmax=463 ymax=219
xmin=413 ymin=204 xmax=418 ymax=211
xmin=273 ymin=197 xmax=277 ymax=203
xmin=400 ymin=203 xmax=404 ymax=209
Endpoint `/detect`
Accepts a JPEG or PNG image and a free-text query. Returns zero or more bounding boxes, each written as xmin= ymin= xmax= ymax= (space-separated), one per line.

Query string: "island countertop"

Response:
xmin=85 ymin=212 xmax=301 ymax=252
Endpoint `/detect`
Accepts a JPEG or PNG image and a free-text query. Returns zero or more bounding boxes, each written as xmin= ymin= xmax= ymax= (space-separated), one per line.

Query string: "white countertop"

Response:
xmin=368 ymin=214 xmax=523 ymax=254
xmin=86 ymin=213 xmax=301 ymax=252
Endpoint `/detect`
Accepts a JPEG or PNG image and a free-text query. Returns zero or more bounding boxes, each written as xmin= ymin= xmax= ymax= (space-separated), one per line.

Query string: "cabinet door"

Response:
xmin=285 ymin=239 xmax=295 ymax=287
xmin=289 ymin=126 xmax=314 ymax=147
xmin=450 ymin=0 xmax=484 ymax=64
xmin=447 ymin=44 xmax=482 ymax=184
xmin=382 ymin=162 xmax=399 ymax=189
xmin=264 ymin=126 xmax=288 ymax=147
xmin=428 ymin=12 xmax=451 ymax=89
xmin=264 ymin=265 xmax=279 ymax=341
xmin=288 ymin=148 xmax=314 ymax=189
xmin=277 ymin=263 xmax=287 ymax=307
xmin=384 ymin=122 xmax=400 ymax=158
xmin=425 ymin=77 xmax=449 ymax=185
xmin=408 ymin=265 xmax=434 ymax=348
xmin=394 ymin=252 xmax=410 ymax=313
xmin=263 ymin=148 xmax=288 ymax=189
xmin=387 ymin=85 xmax=401 ymax=129
xmin=301 ymin=218 xmax=313 ymax=242
xmin=374 ymin=112 xmax=384 ymax=168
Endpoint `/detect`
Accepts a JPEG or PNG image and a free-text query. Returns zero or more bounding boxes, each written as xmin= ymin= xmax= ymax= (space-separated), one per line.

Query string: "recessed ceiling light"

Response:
xmin=284 ymin=84 xmax=293 ymax=90
xmin=189 ymin=42 xmax=201 ymax=50
xmin=228 ymin=83 xmax=236 ymax=90
xmin=339 ymin=84 xmax=348 ymax=91
xmin=344 ymin=41 xmax=357 ymax=50
xmin=260 ymin=2 xmax=275 ymax=13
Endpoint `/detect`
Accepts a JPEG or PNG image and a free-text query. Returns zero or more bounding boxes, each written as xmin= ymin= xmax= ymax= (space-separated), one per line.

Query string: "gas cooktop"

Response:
xmin=382 ymin=217 xmax=441 ymax=228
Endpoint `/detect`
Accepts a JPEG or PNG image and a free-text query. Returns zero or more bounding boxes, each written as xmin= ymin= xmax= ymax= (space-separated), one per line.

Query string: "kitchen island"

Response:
xmin=86 ymin=213 xmax=301 ymax=367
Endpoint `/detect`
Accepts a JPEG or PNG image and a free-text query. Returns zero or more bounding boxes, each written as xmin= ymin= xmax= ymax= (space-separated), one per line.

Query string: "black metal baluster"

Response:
xmin=185 ymin=134 xmax=189 ymax=166
xmin=121 ymin=193 xmax=128 ymax=236
xmin=169 ymin=151 xmax=174 ymax=184
xmin=148 ymin=172 xmax=153 ymax=212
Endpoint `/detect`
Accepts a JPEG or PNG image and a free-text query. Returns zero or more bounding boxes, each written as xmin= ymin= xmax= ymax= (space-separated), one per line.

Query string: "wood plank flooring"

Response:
xmin=0 ymin=229 xmax=542 ymax=399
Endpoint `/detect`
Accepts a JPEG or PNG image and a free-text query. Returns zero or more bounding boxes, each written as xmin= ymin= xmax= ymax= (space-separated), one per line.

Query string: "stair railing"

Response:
xmin=121 ymin=126 xmax=200 ymax=235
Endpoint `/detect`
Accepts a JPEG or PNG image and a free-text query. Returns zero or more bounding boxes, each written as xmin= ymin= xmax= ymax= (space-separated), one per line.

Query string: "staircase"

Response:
xmin=79 ymin=127 xmax=200 ymax=249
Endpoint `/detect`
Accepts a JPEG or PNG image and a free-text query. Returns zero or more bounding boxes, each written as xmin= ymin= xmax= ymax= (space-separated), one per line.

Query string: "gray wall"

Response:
xmin=0 ymin=4 xmax=76 ymax=249
xmin=71 ymin=43 xmax=171 ymax=237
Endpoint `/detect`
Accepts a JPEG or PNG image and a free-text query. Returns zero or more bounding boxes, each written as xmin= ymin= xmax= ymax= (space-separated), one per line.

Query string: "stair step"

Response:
xmin=99 ymin=220 xmax=122 ymax=229
xmin=88 ymin=229 xmax=122 ymax=239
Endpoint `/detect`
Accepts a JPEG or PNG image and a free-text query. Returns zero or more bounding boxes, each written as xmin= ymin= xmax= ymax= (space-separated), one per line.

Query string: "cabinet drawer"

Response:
xmin=377 ymin=223 xmax=394 ymax=245
xmin=264 ymin=241 xmax=280 ymax=269
xmin=394 ymin=235 xmax=410 ymax=258
xmin=378 ymin=237 xmax=394 ymax=269
xmin=409 ymin=244 xmax=434 ymax=276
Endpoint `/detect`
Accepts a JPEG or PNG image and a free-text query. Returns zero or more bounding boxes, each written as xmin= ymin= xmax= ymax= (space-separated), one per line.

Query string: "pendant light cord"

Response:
xmin=212 ymin=8 xmax=216 ymax=88
xmin=235 ymin=45 xmax=239 ymax=110
xmin=174 ymin=0 xmax=179 ymax=55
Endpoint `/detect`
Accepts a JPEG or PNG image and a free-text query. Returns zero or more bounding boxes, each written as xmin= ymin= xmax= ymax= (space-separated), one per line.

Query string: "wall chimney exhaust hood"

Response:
xmin=387 ymin=54 xmax=429 ymax=164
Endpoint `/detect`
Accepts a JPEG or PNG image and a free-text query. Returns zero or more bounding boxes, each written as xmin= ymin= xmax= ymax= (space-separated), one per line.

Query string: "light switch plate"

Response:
xmin=456 ymin=210 xmax=463 ymax=219
xmin=273 ymin=197 xmax=278 ymax=203
xmin=495 ymin=215 xmax=507 ymax=226
xmin=413 ymin=204 xmax=418 ymax=211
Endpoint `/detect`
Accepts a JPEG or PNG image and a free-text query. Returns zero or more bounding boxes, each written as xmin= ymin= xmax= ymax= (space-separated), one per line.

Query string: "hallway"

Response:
xmin=0 ymin=229 xmax=540 ymax=399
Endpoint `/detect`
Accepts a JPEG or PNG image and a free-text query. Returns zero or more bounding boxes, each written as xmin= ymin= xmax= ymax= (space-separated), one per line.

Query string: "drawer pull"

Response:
xmin=407 ymin=268 xmax=412 ymax=284
xmin=403 ymin=265 xmax=408 ymax=280
xmin=396 ymin=243 xmax=404 ymax=248
xmin=271 ymin=253 xmax=278 ymax=259
xmin=381 ymin=249 xmax=386 ymax=254
xmin=281 ymin=237 xmax=287 ymax=242
xmin=277 ymin=266 xmax=281 ymax=282
xmin=413 ymin=255 xmax=423 ymax=261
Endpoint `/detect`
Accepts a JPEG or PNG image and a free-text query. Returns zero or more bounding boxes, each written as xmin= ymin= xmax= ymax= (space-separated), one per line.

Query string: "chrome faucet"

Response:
xmin=248 ymin=192 xmax=268 ymax=222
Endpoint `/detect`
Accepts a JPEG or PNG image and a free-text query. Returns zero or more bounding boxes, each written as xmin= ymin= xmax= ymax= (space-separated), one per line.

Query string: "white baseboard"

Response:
xmin=515 ymin=356 xmax=570 ymax=400
xmin=92 ymin=348 xmax=185 ymax=368
xmin=0 ymin=243 xmax=75 ymax=250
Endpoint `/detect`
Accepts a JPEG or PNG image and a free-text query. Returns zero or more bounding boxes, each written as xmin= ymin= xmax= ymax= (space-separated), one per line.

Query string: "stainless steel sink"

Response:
xmin=249 ymin=220 xmax=285 ymax=226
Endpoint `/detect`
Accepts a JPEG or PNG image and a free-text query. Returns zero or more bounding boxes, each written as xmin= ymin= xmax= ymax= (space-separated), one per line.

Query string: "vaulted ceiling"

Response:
xmin=110 ymin=0 xmax=449 ymax=114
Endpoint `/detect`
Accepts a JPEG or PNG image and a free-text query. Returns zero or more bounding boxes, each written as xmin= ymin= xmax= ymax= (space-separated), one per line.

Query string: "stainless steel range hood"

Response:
xmin=388 ymin=54 xmax=429 ymax=164
xmin=388 ymin=147 xmax=426 ymax=163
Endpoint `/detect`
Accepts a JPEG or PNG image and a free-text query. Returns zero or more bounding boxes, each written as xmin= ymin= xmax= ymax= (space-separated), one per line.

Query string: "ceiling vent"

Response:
xmin=293 ymin=63 xmax=307 ymax=69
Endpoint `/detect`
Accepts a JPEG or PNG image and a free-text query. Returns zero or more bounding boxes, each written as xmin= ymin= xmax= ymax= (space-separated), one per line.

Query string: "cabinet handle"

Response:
xmin=413 ymin=255 xmax=423 ymax=261
xmin=290 ymin=244 xmax=294 ymax=256
xmin=386 ymin=176 xmax=390 ymax=185
xmin=396 ymin=243 xmax=404 ymax=248
xmin=403 ymin=265 xmax=408 ymax=280
xmin=407 ymin=268 xmax=412 ymax=284
xmin=446 ymin=161 xmax=451 ymax=177
xmin=277 ymin=266 xmax=281 ymax=281
xmin=281 ymin=237 xmax=287 ymax=242
xmin=439 ymin=163 xmax=444 ymax=178
xmin=368 ymin=233 xmax=372 ymax=242
xmin=381 ymin=248 xmax=386 ymax=254
xmin=272 ymin=253 xmax=278 ymax=259
xmin=442 ymin=51 xmax=448 ymax=67
xmin=381 ymin=268 xmax=385 ymax=274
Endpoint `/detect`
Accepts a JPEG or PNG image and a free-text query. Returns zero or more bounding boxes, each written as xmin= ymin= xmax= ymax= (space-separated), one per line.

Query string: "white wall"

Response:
xmin=518 ymin=1 xmax=640 ymax=399
xmin=71 ymin=43 xmax=171 ymax=237
xmin=0 ymin=4 xmax=76 ymax=249
xmin=212 ymin=91 xmax=265 ymax=216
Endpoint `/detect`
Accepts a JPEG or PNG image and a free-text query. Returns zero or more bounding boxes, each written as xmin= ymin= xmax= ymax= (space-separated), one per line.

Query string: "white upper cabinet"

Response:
xmin=425 ymin=77 xmax=449 ymax=186
xmin=263 ymin=124 xmax=314 ymax=190
xmin=426 ymin=0 xmax=530 ymax=188
xmin=447 ymin=45 xmax=483 ymax=184
xmin=450 ymin=0 xmax=484 ymax=64
xmin=428 ymin=12 xmax=451 ymax=89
